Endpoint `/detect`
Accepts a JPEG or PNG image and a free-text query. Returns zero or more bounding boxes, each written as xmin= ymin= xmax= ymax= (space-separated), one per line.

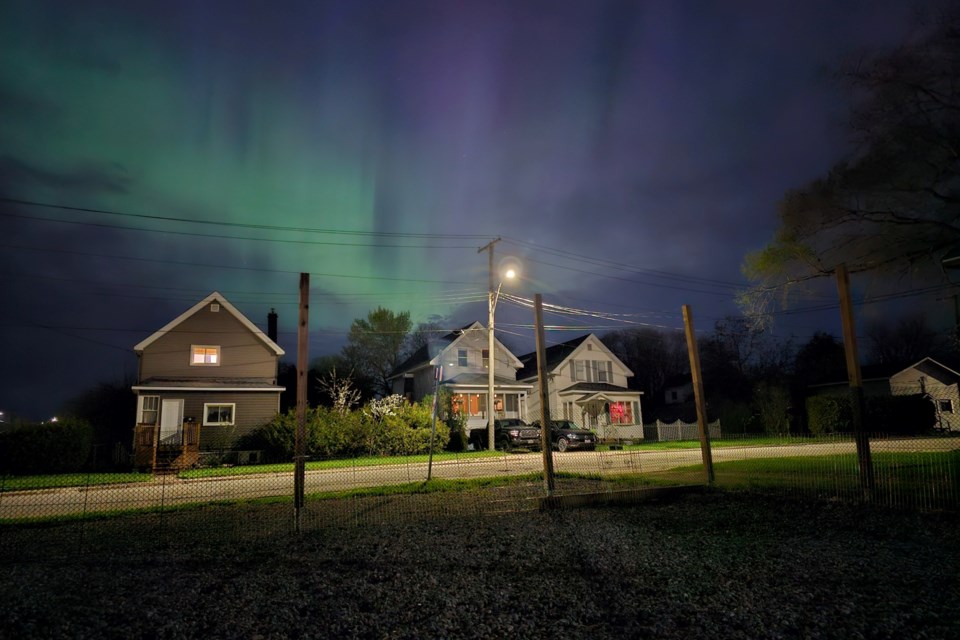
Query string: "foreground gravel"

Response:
xmin=2 ymin=491 xmax=958 ymax=639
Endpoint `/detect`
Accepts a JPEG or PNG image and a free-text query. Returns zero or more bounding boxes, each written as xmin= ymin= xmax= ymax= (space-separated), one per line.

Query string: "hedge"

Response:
xmin=243 ymin=398 xmax=451 ymax=461
xmin=0 ymin=419 xmax=94 ymax=475
xmin=806 ymin=393 xmax=936 ymax=436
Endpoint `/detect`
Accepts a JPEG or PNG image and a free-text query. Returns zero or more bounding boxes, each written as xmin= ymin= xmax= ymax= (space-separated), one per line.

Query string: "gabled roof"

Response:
xmin=516 ymin=334 xmax=589 ymax=380
xmin=388 ymin=321 xmax=524 ymax=379
xmin=516 ymin=334 xmax=633 ymax=381
xmin=892 ymin=357 xmax=960 ymax=386
xmin=133 ymin=291 xmax=284 ymax=356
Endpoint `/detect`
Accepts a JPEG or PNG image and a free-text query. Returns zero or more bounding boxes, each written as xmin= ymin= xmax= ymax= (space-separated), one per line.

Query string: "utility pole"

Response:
xmin=294 ymin=273 xmax=309 ymax=533
xmin=534 ymin=294 xmax=555 ymax=495
xmin=835 ymin=264 xmax=874 ymax=499
xmin=478 ymin=237 xmax=501 ymax=451
xmin=682 ymin=304 xmax=714 ymax=484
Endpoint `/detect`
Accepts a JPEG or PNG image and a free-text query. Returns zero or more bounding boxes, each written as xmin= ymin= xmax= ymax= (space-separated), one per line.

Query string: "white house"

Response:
xmin=387 ymin=322 xmax=533 ymax=430
xmin=889 ymin=357 xmax=960 ymax=431
xmin=517 ymin=334 xmax=643 ymax=441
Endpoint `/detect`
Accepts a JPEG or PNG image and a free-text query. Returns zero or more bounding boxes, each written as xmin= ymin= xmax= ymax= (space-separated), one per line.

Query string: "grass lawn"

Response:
xmin=0 ymin=472 xmax=153 ymax=492
xmin=179 ymin=449 xmax=505 ymax=479
xmin=643 ymin=450 xmax=960 ymax=509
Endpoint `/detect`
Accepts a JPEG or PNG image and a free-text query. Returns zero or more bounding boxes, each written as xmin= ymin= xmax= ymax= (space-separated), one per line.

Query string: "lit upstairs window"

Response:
xmin=191 ymin=345 xmax=220 ymax=366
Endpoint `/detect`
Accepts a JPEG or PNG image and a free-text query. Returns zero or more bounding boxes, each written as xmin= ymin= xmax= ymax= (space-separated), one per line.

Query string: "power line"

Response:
xmin=0 ymin=242 xmax=477 ymax=285
xmin=0 ymin=197 xmax=489 ymax=240
xmin=0 ymin=210 xmax=478 ymax=250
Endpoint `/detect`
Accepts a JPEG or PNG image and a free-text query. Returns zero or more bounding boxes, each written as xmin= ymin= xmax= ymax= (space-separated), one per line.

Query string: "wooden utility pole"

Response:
xmin=534 ymin=294 xmax=555 ymax=495
xmin=682 ymin=304 xmax=714 ymax=484
xmin=294 ymin=273 xmax=309 ymax=533
xmin=835 ymin=264 xmax=874 ymax=499
xmin=478 ymin=237 xmax=501 ymax=451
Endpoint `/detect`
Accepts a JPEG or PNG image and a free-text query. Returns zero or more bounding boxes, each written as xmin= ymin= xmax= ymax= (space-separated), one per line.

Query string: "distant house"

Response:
xmin=805 ymin=357 xmax=960 ymax=432
xmin=387 ymin=322 xmax=533 ymax=429
xmin=516 ymin=334 xmax=643 ymax=441
xmin=131 ymin=292 xmax=285 ymax=470
xmin=663 ymin=375 xmax=694 ymax=405
xmin=889 ymin=358 xmax=960 ymax=432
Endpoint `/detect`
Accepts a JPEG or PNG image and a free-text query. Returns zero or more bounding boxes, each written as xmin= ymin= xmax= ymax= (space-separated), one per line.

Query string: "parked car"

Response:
xmin=469 ymin=419 xmax=542 ymax=451
xmin=534 ymin=419 xmax=597 ymax=452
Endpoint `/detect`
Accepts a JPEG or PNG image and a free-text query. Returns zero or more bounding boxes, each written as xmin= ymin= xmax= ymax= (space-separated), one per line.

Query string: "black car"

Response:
xmin=469 ymin=419 xmax=542 ymax=451
xmin=536 ymin=419 xmax=597 ymax=452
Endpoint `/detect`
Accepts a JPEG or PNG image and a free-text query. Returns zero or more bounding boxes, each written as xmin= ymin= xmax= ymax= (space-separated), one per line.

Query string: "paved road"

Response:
xmin=1 ymin=438 xmax=957 ymax=519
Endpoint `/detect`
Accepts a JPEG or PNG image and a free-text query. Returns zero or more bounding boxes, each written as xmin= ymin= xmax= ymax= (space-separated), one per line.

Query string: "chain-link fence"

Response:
xmin=1 ymin=395 xmax=958 ymax=562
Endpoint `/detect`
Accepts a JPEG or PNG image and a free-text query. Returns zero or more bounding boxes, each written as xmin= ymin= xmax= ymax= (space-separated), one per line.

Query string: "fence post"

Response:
xmin=835 ymin=265 xmax=874 ymax=500
xmin=534 ymin=294 xmax=556 ymax=496
xmin=294 ymin=273 xmax=309 ymax=533
xmin=682 ymin=304 xmax=715 ymax=484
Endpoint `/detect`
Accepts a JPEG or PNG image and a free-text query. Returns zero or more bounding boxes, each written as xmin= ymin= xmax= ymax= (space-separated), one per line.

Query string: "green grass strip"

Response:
xmin=178 ymin=450 xmax=505 ymax=479
xmin=0 ymin=472 xmax=153 ymax=492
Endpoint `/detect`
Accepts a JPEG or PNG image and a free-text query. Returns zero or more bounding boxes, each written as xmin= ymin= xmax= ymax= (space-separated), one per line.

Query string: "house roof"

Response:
xmin=558 ymin=382 xmax=642 ymax=395
xmin=133 ymin=377 xmax=284 ymax=391
xmin=388 ymin=321 xmax=524 ymax=378
xmin=516 ymin=334 xmax=590 ymax=380
xmin=133 ymin=292 xmax=284 ymax=356
xmin=389 ymin=324 xmax=470 ymax=378
xmin=894 ymin=357 xmax=960 ymax=385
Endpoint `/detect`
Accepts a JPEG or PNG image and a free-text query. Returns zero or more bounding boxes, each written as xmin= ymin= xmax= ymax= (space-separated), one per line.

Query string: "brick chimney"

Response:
xmin=268 ymin=308 xmax=278 ymax=343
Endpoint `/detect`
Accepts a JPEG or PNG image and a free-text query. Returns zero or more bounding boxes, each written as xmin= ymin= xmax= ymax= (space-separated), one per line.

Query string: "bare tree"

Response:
xmin=864 ymin=313 xmax=944 ymax=366
xmin=742 ymin=11 xmax=960 ymax=322
xmin=317 ymin=368 xmax=362 ymax=414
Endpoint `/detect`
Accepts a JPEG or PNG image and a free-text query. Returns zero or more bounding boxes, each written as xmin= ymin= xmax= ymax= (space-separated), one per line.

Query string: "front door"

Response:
xmin=159 ymin=399 xmax=184 ymax=445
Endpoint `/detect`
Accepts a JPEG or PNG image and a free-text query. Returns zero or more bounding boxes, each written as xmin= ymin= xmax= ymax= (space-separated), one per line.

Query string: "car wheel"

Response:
xmin=497 ymin=436 xmax=511 ymax=452
xmin=556 ymin=437 xmax=569 ymax=452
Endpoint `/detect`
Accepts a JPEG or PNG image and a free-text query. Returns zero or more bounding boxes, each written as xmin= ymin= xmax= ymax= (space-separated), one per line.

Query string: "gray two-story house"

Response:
xmin=131 ymin=292 xmax=285 ymax=470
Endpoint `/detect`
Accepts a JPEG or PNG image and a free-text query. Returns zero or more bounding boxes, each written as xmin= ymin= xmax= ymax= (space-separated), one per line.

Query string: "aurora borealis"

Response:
xmin=0 ymin=0 xmax=940 ymax=418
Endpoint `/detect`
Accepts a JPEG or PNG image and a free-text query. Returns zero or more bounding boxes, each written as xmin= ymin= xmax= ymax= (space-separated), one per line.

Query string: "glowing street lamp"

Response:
xmin=486 ymin=267 xmax=516 ymax=451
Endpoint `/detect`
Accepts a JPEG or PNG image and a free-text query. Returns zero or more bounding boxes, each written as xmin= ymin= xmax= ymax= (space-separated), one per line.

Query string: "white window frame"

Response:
xmin=140 ymin=395 xmax=160 ymax=425
xmin=938 ymin=399 xmax=953 ymax=414
xmin=203 ymin=403 xmax=236 ymax=426
xmin=191 ymin=345 xmax=221 ymax=366
xmin=482 ymin=349 xmax=490 ymax=369
xmin=457 ymin=348 xmax=468 ymax=367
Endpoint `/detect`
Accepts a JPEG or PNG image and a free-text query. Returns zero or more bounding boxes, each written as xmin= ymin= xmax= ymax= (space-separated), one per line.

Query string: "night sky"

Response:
xmin=0 ymin=0 xmax=946 ymax=420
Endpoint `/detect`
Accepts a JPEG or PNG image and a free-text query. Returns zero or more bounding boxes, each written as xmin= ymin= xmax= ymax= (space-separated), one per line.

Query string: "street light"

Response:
xmin=487 ymin=267 xmax=516 ymax=450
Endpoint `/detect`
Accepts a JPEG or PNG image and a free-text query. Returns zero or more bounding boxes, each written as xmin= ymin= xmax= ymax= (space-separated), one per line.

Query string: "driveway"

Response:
xmin=1 ymin=437 xmax=957 ymax=519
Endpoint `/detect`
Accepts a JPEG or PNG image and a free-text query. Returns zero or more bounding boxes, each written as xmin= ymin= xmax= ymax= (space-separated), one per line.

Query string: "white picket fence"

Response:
xmin=642 ymin=419 xmax=722 ymax=442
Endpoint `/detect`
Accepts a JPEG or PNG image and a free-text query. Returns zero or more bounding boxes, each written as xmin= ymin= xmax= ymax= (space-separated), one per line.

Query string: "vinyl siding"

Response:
xmin=139 ymin=303 xmax=278 ymax=380
xmin=137 ymin=390 xmax=280 ymax=449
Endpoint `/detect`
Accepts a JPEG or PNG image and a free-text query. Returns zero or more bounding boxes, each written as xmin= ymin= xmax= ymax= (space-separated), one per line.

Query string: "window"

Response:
xmin=939 ymin=399 xmax=954 ymax=414
xmin=574 ymin=360 xmax=585 ymax=381
xmin=482 ymin=349 xmax=490 ymax=369
xmin=140 ymin=396 xmax=159 ymax=425
xmin=504 ymin=394 xmax=518 ymax=412
xmin=191 ymin=345 xmax=220 ymax=366
xmin=573 ymin=359 xmax=612 ymax=382
xmin=609 ymin=401 xmax=633 ymax=425
xmin=203 ymin=403 xmax=235 ymax=426
xmin=458 ymin=348 xmax=468 ymax=367
xmin=597 ymin=361 xmax=612 ymax=383
xmin=451 ymin=394 xmax=486 ymax=417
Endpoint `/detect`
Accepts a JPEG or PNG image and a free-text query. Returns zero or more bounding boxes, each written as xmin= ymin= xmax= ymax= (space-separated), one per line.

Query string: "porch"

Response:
xmin=133 ymin=422 xmax=201 ymax=472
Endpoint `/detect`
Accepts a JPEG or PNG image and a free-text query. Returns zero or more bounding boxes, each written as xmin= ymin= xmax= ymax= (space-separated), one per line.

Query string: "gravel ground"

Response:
xmin=1 ymin=491 xmax=959 ymax=639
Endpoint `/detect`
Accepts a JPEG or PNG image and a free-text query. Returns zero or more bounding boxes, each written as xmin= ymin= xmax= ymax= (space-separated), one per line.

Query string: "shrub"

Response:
xmin=754 ymin=382 xmax=791 ymax=436
xmin=0 ymin=418 xmax=94 ymax=475
xmin=806 ymin=395 xmax=851 ymax=435
xmin=246 ymin=397 xmax=451 ymax=461
xmin=713 ymin=400 xmax=759 ymax=435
